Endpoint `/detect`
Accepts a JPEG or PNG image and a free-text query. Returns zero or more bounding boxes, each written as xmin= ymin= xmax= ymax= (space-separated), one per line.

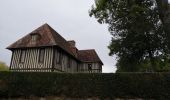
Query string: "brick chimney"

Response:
xmin=68 ymin=40 xmax=76 ymax=47
xmin=68 ymin=40 xmax=78 ymax=57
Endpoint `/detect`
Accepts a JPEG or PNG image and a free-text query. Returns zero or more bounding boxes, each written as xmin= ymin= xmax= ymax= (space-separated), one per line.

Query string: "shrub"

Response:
xmin=0 ymin=61 xmax=9 ymax=71
xmin=0 ymin=72 xmax=170 ymax=99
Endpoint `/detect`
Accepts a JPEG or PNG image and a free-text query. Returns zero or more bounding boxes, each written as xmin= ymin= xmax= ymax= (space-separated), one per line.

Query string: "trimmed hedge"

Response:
xmin=0 ymin=72 xmax=170 ymax=99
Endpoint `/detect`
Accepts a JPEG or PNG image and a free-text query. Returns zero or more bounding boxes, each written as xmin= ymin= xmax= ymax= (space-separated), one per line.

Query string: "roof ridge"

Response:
xmin=43 ymin=23 xmax=58 ymax=45
xmin=30 ymin=23 xmax=49 ymax=33
xmin=46 ymin=24 xmax=66 ymax=43
xmin=78 ymin=49 xmax=95 ymax=51
xmin=44 ymin=24 xmax=77 ymax=58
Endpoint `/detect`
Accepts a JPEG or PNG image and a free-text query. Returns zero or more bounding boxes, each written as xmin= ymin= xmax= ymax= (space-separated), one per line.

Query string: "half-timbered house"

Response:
xmin=7 ymin=23 xmax=103 ymax=73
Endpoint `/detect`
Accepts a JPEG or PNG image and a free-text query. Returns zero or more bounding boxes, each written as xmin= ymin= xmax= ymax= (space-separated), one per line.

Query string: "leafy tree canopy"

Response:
xmin=90 ymin=0 xmax=170 ymax=72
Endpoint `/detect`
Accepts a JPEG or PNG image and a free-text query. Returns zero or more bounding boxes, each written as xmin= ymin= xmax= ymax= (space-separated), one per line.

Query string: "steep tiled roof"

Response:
xmin=7 ymin=23 xmax=103 ymax=65
xmin=7 ymin=23 xmax=76 ymax=57
xmin=78 ymin=49 xmax=103 ymax=65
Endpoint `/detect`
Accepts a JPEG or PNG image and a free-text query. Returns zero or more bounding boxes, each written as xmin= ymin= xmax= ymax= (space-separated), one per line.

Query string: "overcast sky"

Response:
xmin=1 ymin=0 xmax=170 ymax=73
xmin=0 ymin=0 xmax=117 ymax=73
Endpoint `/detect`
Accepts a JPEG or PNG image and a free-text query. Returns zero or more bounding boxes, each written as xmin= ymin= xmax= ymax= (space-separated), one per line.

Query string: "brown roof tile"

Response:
xmin=78 ymin=49 xmax=103 ymax=65
xmin=7 ymin=23 xmax=76 ymax=57
xmin=7 ymin=23 xmax=103 ymax=65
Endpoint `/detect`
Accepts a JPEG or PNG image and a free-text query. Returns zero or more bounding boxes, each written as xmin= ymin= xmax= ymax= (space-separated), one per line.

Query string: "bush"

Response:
xmin=0 ymin=61 xmax=9 ymax=71
xmin=0 ymin=72 xmax=170 ymax=99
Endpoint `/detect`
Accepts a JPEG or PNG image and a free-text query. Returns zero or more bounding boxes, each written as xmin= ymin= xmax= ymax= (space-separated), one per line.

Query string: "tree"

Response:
xmin=90 ymin=0 xmax=170 ymax=72
xmin=0 ymin=61 xmax=9 ymax=71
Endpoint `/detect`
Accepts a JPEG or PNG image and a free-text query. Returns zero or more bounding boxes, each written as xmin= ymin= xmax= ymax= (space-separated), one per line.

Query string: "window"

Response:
xmin=31 ymin=34 xmax=36 ymax=41
xmin=31 ymin=34 xmax=41 ymax=45
xmin=38 ymin=49 xmax=45 ymax=63
xmin=20 ymin=50 xmax=26 ymax=63
xmin=88 ymin=64 xmax=92 ymax=71
xmin=31 ymin=34 xmax=40 ymax=41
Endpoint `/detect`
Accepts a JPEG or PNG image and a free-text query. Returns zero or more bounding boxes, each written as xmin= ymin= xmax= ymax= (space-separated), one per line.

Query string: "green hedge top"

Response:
xmin=0 ymin=72 xmax=170 ymax=99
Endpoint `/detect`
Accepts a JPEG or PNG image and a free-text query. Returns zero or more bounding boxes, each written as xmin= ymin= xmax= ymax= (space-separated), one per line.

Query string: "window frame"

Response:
xmin=31 ymin=34 xmax=40 ymax=41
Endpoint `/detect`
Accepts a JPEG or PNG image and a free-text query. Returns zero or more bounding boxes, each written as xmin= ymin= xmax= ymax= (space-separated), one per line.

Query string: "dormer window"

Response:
xmin=31 ymin=34 xmax=40 ymax=41
xmin=31 ymin=34 xmax=37 ymax=41
xmin=30 ymin=33 xmax=41 ymax=44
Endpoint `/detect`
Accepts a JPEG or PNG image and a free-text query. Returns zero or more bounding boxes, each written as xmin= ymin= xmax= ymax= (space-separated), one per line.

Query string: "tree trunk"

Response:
xmin=148 ymin=51 xmax=155 ymax=72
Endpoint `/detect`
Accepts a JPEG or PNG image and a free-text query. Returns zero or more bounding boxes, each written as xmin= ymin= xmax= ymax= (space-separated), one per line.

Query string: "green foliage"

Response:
xmin=0 ymin=61 xmax=9 ymax=71
xmin=0 ymin=72 xmax=170 ymax=99
xmin=90 ymin=0 xmax=170 ymax=72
